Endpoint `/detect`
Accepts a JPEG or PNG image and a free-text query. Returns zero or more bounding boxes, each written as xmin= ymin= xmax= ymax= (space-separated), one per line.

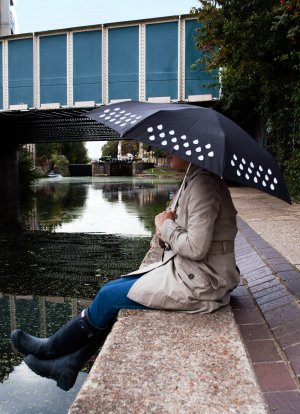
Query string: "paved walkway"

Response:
xmin=230 ymin=187 xmax=300 ymax=413
xmin=69 ymin=187 xmax=300 ymax=414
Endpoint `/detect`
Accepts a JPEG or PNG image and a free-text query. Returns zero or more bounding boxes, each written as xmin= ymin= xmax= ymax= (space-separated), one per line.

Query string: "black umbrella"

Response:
xmin=84 ymin=101 xmax=291 ymax=204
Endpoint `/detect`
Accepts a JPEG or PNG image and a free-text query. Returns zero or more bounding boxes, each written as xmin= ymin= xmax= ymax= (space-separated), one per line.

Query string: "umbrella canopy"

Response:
xmin=84 ymin=101 xmax=291 ymax=204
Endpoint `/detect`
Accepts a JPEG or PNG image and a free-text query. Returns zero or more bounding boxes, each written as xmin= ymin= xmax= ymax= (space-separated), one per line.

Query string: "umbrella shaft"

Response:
xmin=169 ymin=163 xmax=191 ymax=211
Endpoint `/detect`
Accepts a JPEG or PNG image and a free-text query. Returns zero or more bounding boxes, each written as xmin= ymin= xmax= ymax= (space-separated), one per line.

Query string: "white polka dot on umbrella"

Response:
xmin=145 ymin=125 xmax=215 ymax=161
xmin=98 ymin=108 xmax=142 ymax=127
xmin=230 ymin=153 xmax=278 ymax=191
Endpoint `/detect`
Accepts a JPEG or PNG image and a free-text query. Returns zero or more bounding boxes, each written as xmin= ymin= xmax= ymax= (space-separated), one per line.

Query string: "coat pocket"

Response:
xmin=176 ymin=262 xmax=212 ymax=298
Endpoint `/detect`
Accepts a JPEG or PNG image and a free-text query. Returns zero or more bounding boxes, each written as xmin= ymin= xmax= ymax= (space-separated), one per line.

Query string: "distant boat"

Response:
xmin=47 ymin=171 xmax=62 ymax=178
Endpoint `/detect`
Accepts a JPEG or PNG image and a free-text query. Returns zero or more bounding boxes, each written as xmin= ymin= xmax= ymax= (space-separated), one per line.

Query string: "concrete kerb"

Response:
xmin=68 ymin=235 xmax=268 ymax=414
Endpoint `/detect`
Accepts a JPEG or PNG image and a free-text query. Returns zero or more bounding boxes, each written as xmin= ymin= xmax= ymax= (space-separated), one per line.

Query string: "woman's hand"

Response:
xmin=155 ymin=210 xmax=176 ymax=239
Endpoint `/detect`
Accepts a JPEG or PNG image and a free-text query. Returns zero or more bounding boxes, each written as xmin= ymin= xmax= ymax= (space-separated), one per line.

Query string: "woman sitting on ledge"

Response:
xmin=11 ymin=154 xmax=240 ymax=391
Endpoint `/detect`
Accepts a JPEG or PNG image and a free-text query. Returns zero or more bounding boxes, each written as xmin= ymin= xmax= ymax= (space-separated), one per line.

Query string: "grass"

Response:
xmin=142 ymin=166 xmax=182 ymax=176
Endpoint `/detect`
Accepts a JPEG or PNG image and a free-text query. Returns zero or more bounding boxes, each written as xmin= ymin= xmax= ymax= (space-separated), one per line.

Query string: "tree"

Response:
xmin=101 ymin=140 xmax=140 ymax=158
xmin=191 ymin=0 xmax=300 ymax=198
xmin=61 ymin=142 xmax=89 ymax=164
xmin=18 ymin=146 xmax=40 ymax=187
xmin=121 ymin=140 xmax=139 ymax=157
xmin=36 ymin=142 xmax=89 ymax=165
xmin=101 ymin=140 xmax=119 ymax=157
xmin=36 ymin=143 xmax=61 ymax=163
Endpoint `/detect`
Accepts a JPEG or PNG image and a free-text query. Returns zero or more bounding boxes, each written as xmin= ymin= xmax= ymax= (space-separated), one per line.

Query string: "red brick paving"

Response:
xmin=264 ymin=391 xmax=300 ymax=413
xmin=272 ymin=319 xmax=300 ymax=339
xmin=238 ymin=323 xmax=271 ymax=341
xmin=277 ymin=330 xmax=300 ymax=349
xmin=253 ymin=362 xmax=297 ymax=392
xmin=232 ymin=218 xmax=300 ymax=413
xmin=244 ymin=340 xmax=282 ymax=363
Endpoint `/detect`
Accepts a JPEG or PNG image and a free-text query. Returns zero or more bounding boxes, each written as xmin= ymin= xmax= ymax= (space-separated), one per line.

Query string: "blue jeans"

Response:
xmin=87 ymin=275 xmax=147 ymax=328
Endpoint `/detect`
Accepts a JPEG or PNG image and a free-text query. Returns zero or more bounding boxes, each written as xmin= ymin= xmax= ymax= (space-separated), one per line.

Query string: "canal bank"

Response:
xmin=69 ymin=187 xmax=300 ymax=413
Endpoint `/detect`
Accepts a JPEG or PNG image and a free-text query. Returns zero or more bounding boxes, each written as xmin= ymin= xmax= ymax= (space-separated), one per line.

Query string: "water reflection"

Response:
xmin=0 ymin=293 xmax=89 ymax=413
xmin=0 ymin=362 xmax=87 ymax=414
xmin=20 ymin=177 xmax=178 ymax=235
xmin=0 ymin=176 xmax=180 ymax=413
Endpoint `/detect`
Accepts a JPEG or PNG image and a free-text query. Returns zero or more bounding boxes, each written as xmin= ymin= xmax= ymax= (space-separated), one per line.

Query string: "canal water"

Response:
xmin=0 ymin=176 xmax=180 ymax=414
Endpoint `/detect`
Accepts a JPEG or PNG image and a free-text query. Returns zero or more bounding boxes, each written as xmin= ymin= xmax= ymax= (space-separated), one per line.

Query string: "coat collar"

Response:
xmin=185 ymin=164 xmax=204 ymax=182
xmin=182 ymin=164 xmax=214 ymax=190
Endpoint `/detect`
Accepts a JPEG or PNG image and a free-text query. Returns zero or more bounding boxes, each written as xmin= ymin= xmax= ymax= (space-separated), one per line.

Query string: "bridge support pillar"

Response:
xmin=0 ymin=144 xmax=19 ymax=187
xmin=0 ymin=144 xmax=21 ymax=230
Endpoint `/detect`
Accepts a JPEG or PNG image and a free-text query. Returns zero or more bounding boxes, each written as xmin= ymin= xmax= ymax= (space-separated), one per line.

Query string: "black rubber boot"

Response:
xmin=24 ymin=337 xmax=102 ymax=391
xmin=11 ymin=309 xmax=109 ymax=359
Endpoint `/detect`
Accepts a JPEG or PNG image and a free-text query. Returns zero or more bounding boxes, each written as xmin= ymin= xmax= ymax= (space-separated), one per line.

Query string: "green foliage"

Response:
xmin=90 ymin=140 xmax=165 ymax=160
xmin=18 ymin=147 xmax=40 ymax=187
xmin=121 ymin=140 xmax=139 ymax=156
xmin=140 ymin=143 xmax=166 ymax=158
xmin=51 ymin=153 xmax=70 ymax=176
xmin=151 ymin=147 xmax=166 ymax=158
xmin=61 ymin=142 xmax=89 ymax=163
xmin=36 ymin=142 xmax=89 ymax=165
xmin=101 ymin=140 xmax=140 ymax=158
xmin=101 ymin=140 xmax=118 ymax=157
xmin=284 ymin=148 xmax=300 ymax=200
xmin=191 ymin=0 xmax=300 ymax=199
xmin=36 ymin=142 xmax=61 ymax=160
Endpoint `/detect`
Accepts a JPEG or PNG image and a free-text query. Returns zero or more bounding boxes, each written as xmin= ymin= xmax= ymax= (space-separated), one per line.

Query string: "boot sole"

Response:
xmin=24 ymin=355 xmax=76 ymax=391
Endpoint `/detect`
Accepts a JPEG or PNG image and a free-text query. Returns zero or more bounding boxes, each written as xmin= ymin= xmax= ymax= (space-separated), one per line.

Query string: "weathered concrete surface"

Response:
xmin=69 ymin=308 xmax=267 ymax=414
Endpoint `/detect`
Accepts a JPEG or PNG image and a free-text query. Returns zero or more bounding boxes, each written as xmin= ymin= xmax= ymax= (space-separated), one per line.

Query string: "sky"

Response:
xmin=14 ymin=0 xmax=199 ymax=159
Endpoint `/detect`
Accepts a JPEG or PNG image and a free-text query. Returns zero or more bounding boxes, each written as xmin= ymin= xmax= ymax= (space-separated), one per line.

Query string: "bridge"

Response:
xmin=0 ymin=14 xmax=219 ymax=142
xmin=0 ymin=14 xmax=219 ymax=195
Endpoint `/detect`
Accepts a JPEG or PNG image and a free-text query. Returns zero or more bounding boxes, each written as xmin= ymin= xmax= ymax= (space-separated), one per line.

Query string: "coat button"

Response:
xmin=188 ymin=274 xmax=194 ymax=279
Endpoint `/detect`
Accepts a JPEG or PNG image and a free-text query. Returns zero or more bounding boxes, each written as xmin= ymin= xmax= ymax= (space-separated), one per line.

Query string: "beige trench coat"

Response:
xmin=125 ymin=165 xmax=240 ymax=313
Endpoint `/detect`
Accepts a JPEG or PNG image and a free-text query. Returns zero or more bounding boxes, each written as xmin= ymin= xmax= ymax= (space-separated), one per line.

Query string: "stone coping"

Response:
xmin=69 ymin=307 xmax=266 ymax=414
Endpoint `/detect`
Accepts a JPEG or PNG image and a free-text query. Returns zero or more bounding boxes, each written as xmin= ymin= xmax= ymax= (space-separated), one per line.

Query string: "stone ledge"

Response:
xmin=69 ymin=235 xmax=267 ymax=413
xmin=69 ymin=307 xmax=267 ymax=413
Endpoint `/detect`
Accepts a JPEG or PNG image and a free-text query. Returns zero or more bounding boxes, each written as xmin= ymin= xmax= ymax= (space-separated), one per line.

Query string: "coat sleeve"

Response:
xmin=160 ymin=174 xmax=223 ymax=260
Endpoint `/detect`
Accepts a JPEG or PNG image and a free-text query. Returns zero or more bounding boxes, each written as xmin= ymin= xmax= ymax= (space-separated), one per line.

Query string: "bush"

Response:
xmin=51 ymin=153 xmax=70 ymax=176
xmin=18 ymin=147 xmax=40 ymax=187
xmin=284 ymin=149 xmax=300 ymax=201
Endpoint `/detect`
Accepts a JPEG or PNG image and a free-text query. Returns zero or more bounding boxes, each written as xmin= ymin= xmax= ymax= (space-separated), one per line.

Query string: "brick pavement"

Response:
xmin=233 ymin=217 xmax=300 ymax=413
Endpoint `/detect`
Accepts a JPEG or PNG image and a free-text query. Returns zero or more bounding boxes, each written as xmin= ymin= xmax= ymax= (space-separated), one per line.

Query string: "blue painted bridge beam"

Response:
xmin=0 ymin=14 xmax=219 ymax=111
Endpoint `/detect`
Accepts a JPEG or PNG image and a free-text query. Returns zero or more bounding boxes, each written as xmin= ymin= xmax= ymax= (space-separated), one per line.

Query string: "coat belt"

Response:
xmin=208 ymin=240 xmax=235 ymax=255
xmin=161 ymin=239 xmax=235 ymax=255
